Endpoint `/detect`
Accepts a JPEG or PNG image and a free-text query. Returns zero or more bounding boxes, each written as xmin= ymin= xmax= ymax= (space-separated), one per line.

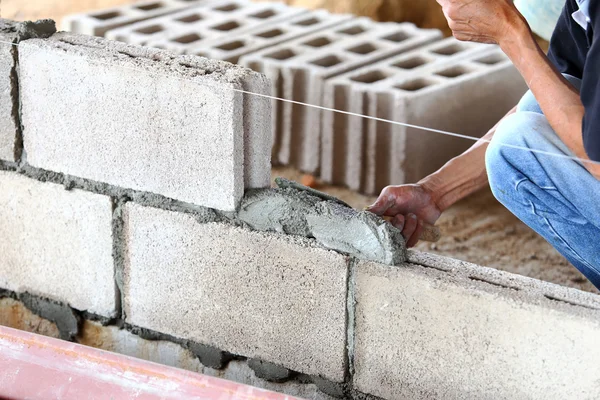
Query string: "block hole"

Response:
xmin=294 ymin=17 xmax=320 ymax=26
xmin=431 ymin=43 xmax=465 ymax=56
xmin=350 ymin=70 xmax=388 ymax=84
xmin=135 ymin=24 xmax=163 ymax=34
xmin=255 ymin=28 xmax=285 ymax=38
xmin=172 ymin=33 xmax=202 ymax=44
xmin=435 ymin=65 xmax=473 ymax=78
xmin=177 ymin=13 xmax=203 ymax=23
xmin=310 ymin=55 xmax=343 ymax=68
xmin=303 ymin=37 xmax=332 ymax=48
xmin=337 ymin=25 xmax=365 ymax=35
xmin=474 ymin=52 xmax=506 ymax=65
xmin=347 ymin=43 xmax=378 ymax=55
xmin=265 ymin=48 xmax=296 ymax=60
xmin=216 ymin=40 xmax=245 ymax=51
xmin=544 ymin=294 xmax=600 ymax=310
xmin=214 ymin=3 xmax=240 ymax=12
xmin=382 ymin=31 xmax=411 ymax=43
xmin=136 ymin=2 xmax=163 ymax=11
xmin=468 ymin=276 xmax=521 ymax=291
xmin=92 ymin=11 xmax=121 ymax=20
xmin=395 ymin=78 xmax=437 ymax=92
xmin=393 ymin=56 xmax=431 ymax=70
xmin=212 ymin=21 xmax=242 ymax=31
xmin=251 ymin=9 xmax=277 ymax=19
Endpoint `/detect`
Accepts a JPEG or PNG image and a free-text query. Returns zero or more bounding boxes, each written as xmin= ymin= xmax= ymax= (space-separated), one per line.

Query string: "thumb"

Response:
xmin=365 ymin=194 xmax=394 ymax=216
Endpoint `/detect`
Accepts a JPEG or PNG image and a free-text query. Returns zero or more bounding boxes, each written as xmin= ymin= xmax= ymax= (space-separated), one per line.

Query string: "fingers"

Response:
xmin=407 ymin=219 xmax=425 ymax=248
xmin=365 ymin=189 xmax=395 ymax=216
xmin=391 ymin=214 xmax=405 ymax=231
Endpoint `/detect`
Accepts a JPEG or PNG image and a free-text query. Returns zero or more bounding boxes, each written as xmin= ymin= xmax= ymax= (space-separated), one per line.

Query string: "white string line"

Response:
xmin=3 ymin=39 xmax=598 ymax=166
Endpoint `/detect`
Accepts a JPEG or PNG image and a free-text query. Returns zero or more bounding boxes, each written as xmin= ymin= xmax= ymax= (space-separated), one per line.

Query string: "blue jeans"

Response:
xmin=485 ymin=75 xmax=600 ymax=290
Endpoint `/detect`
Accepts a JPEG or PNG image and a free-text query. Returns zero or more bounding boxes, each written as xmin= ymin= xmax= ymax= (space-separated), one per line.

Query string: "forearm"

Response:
xmin=419 ymin=106 xmax=517 ymax=211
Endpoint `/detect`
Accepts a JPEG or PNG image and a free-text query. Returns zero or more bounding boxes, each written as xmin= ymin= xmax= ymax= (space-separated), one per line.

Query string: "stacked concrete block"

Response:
xmin=186 ymin=10 xmax=353 ymax=64
xmin=353 ymin=256 xmax=600 ymax=399
xmin=18 ymin=32 xmax=271 ymax=211
xmin=106 ymin=0 xmax=307 ymax=54
xmin=321 ymin=40 xmax=527 ymax=194
xmin=0 ymin=171 xmax=116 ymax=317
xmin=62 ymin=0 xmax=207 ymax=37
xmin=239 ymin=19 xmax=442 ymax=173
xmin=123 ymin=203 xmax=349 ymax=382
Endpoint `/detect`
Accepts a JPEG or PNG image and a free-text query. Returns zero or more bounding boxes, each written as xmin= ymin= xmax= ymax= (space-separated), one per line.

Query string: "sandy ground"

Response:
xmin=7 ymin=0 xmax=596 ymax=294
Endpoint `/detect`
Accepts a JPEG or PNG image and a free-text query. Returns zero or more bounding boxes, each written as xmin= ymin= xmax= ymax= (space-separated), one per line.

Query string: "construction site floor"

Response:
xmin=6 ymin=0 xmax=597 ymax=294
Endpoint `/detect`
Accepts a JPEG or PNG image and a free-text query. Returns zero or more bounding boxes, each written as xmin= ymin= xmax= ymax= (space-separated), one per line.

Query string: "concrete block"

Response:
xmin=239 ymin=19 xmax=442 ymax=173
xmin=321 ymin=40 xmax=528 ymax=194
xmin=62 ymin=0 xmax=206 ymax=37
xmin=123 ymin=203 xmax=349 ymax=382
xmin=19 ymin=33 xmax=271 ymax=211
xmin=106 ymin=0 xmax=307 ymax=54
xmin=0 ymin=171 xmax=116 ymax=317
xmin=187 ymin=10 xmax=353 ymax=64
xmin=0 ymin=297 xmax=61 ymax=339
xmin=354 ymin=258 xmax=600 ymax=399
xmin=0 ymin=19 xmax=56 ymax=162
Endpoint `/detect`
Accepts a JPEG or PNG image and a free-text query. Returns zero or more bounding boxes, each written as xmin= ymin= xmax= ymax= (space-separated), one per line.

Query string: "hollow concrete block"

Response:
xmin=62 ymin=0 xmax=206 ymax=37
xmin=353 ymin=259 xmax=600 ymax=400
xmin=187 ymin=10 xmax=353 ymax=64
xmin=0 ymin=171 xmax=116 ymax=317
xmin=19 ymin=32 xmax=271 ymax=211
xmin=239 ymin=19 xmax=442 ymax=174
xmin=322 ymin=40 xmax=527 ymax=194
xmin=123 ymin=203 xmax=349 ymax=382
xmin=107 ymin=0 xmax=307 ymax=54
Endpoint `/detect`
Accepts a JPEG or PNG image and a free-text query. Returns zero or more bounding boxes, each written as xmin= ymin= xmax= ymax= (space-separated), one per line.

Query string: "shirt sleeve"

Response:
xmin=547 ymin=0 xmax=587 ymax=77
xmin=581 ymin=1 xmax=600 ymax=161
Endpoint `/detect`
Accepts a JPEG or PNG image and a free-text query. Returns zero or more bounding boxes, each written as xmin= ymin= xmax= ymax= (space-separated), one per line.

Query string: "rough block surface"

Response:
xmin=0 ymin=19 xmax=56 ymax=162
xmin=19 ymin=33 xmax=271 ymax=211
xmin=354 ymin=259 xmax=600 ymax=400
xmin=123 ymin=203 xmax=349 ymax=382
xmin=0 ymin=171 xmax=116 ymax=316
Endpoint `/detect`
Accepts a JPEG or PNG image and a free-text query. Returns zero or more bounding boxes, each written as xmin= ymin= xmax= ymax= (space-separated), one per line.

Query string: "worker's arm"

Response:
xmin=436 ymin=0 xmax=600 ymax=177
xmin=367 ymin=107 xmax=516 ymax=247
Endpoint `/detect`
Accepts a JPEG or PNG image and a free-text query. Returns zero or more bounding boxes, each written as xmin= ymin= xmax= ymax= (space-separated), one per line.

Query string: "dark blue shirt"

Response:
xmin=548 ymin=0 xmax=600 ymax=161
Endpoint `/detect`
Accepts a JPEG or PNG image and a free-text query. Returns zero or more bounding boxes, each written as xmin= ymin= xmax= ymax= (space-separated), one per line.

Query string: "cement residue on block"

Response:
xmin=353 ymin=260 xmax=600 ymax=400
xmin=248 ymin=359 xmax=295 ymax=383
xmin=239 ymin=181 xmax=406 ymax=265
xmin=18 ymin=31 xmax=271 ymax=211
xmin=19 ymin=292 xmax=81 ymax=341
xmin=123 ymin=202 xmax=349 ymax=382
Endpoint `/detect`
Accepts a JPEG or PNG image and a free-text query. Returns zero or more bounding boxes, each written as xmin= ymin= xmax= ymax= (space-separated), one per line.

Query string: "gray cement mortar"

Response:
xmin=248 ymin=359 xmax=295 ymax=383
xmin=239 ymin=181 xmax=407 ymax=266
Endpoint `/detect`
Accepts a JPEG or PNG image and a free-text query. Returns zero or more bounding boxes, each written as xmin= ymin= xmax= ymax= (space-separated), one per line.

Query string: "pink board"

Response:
xmin=0 ymin=325 xmax=306 ymax=400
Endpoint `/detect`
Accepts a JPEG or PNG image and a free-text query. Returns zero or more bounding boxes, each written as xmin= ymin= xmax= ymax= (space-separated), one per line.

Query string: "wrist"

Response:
xmin=418 ymin=173 xmax=447 ymax=212
xmin=498 ymin=11 xmax=534 ymax=55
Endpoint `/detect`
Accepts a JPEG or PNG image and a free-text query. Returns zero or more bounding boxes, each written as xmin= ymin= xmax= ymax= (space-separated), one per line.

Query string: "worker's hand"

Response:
xmin=435 ymin=0 xmax=527 ymax=45
xmin=366 ymin=184 xmax=442 ymax=248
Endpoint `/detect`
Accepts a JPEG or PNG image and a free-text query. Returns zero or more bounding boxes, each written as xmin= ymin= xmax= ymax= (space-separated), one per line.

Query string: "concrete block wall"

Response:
xmin=239 ymin=19 xmax=442 ymax=173
xmin=106 ymin=0 xmax=307 ymax=54
xmin=321 ymin=38 xmax=528 ymax=194
xmin=4 ymin=17 xmax=600 ymax=400
xmin=62 ymin=0 xmax=208 ymax=37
